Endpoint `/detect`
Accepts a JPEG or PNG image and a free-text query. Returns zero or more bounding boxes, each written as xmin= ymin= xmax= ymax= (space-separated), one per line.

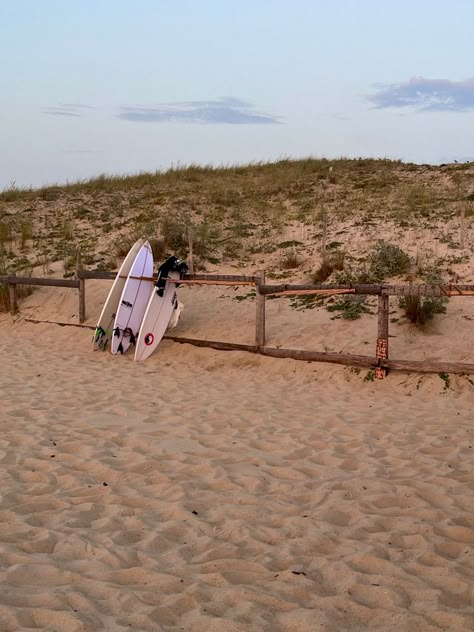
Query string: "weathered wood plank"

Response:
xmin=165 ymin=278 xmax=255 ymax=286
xmin=163 ymin=335 xmax=258 ymax=354
xmin=24 ymin=318 xmax=95 ymax=329
xmin=261 ymin=283 xmax=382 ymax=296
xmin=79 ymin=270 xmax=257 ymax=283
xmin=8 ymin=274 xmax=18 ymax=315
xmin=255 ymin=271 xmax=266 ymax=348
xmin=375 ymin=292 xmax=389 ymax=379
xmin=76 ymin=251 xmax=86 ymax=323
xmin=261 ymin=282 xmax=474 ymax=298
xmin=260 ymin=347 xmax=377 ymax=368
xmin=380 ymin=358 xmax=474 ymax=374
xmin=0 ymin=276 xmax=80 ymax=288
xmin=77 ymin=270 xmax=116 ymax=280
xmin=265 ymin=288 xmax=355 ymax=298
xmin=386 ymin=284 xmax=474 ymax=297
xmin=163 ymin=336 xmax=376 ymax=368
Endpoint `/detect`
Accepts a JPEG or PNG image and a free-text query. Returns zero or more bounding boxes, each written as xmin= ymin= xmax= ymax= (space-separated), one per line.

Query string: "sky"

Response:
xmin=1 ymin=0 xmax=474 ymax=189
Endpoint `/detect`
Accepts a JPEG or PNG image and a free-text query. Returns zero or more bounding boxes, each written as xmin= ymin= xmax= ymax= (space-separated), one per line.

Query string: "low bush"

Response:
xmin=399 ymin=295 xmax=447 ymax=325
xmin=326 ymin=295 xmax=371 ymax=320
xmin=399 ymin=265 xmax=449 ymax=325
xmin=369 ymin=241 xmax=410 ymax=281
xmin=280 ymin=250 xmax=301 ymax=269
xmin=313 ymin=251 xmax=345 ymax=282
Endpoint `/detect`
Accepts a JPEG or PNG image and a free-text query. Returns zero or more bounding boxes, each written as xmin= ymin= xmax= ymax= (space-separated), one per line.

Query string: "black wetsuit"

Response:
xmin=156 ymin=256 xmax=188 ymax=297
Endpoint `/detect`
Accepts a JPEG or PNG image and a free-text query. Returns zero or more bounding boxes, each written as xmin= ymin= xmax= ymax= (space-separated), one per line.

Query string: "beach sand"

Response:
xmin=0 ymin=282 xmax=473 ymax=631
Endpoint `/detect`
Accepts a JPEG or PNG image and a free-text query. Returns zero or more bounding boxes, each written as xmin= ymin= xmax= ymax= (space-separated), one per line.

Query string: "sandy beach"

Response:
xmin=3 ymin=0 xmax=474 ymax=624
xmin=0 ymin=278 xmax=473 ymax=632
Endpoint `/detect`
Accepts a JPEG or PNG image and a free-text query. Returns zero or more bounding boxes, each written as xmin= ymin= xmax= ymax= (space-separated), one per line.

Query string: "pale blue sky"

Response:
xmin=1 ymin=0 xmax=474 ymax=189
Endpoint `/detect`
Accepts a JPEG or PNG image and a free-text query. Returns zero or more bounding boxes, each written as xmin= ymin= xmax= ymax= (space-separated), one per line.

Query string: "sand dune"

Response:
xmin=0 ymin=282 xmax=474 ymax=630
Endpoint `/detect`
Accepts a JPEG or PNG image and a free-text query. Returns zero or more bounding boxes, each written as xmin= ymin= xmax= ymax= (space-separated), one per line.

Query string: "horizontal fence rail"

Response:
xmin=261 ymin=282 xmax=474 ymax=297
xmin=0 ymin=276 xmax=79 ymax=288
xmin=78 ymin=271 xmax=257 ymax=284
xmin=3 ymin=267 xmax=474 ymax=378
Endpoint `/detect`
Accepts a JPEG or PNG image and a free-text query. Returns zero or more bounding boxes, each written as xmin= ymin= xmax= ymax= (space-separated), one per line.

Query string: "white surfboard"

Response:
xmin=92 ymin=238 xmax=145 ymax=351
xmin=168 ymin=300 xmax=183 ymax=329
xmin=111 ymin=241 xmax=154 ymax=355
xmin=134 ymin=270 xmax=181 ymax=362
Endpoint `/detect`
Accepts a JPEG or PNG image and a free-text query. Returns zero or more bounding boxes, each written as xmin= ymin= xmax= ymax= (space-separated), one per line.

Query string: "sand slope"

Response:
xmin=0 ymin=308 xmax=473 ymax=631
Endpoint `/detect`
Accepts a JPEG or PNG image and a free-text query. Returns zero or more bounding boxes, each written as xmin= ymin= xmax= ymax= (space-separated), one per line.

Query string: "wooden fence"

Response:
xmin=2 ymin=268 xmax=474 ymax=378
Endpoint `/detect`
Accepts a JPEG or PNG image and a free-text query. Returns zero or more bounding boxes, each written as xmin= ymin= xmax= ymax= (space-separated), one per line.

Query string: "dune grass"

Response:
xmin=0 ymin=156 xmax=472 ymax=300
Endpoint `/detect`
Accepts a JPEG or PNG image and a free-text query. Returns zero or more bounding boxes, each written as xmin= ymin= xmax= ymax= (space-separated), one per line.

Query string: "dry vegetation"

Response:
xmin=1 ymin=157 xmax=473 ymax=319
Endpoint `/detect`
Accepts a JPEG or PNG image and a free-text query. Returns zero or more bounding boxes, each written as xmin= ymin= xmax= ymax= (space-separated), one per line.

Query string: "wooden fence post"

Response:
xmin=255 ymin=270 xmax=266 ymax=349
xmin=375 ymin=289 xmax=389 ymax=379
xmin=9 ymin=274 xmax=18 ymax=315
xmin=76 ymin=251 xmax=86 ymax=324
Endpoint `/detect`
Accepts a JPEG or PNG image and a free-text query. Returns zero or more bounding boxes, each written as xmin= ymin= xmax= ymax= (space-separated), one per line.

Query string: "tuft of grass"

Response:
xmin=149 ymin=237 xmax=167 ymax=262
xmin=400 ymin=295 xmax=447 ymax=325
xmin=60 ymin=216 xmax=74 ymax=241
xmin=0 ymin=263 xmax=34 ymax=312
xmin=160 ymin=215 xmax=190 ymax=254
xmin=0 ymin=221 xmax=12 ymax=245
xmin=400 ymin=265 xmax=449 ymax=326
xmin=438 ymin=372 xmax=451 ymax=391
xmin=280 ymin=250 xmax=301 ymax=269
xmin=19 ymin=220 xmax=33 ymax=250
xmin=402 ymin=184 xmax=437 ymax=216
xmin=364 ymin=369 xmax=375 ymax=382
xmin=313 ymin=251 xmax=345 ymax=282
xmin=313 ymin=259 xmax=334 ymax=282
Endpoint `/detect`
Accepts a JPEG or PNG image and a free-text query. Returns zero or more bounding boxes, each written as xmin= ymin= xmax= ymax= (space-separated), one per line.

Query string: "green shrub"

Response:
xmin=333 ymin=242 xmax=410 ymax=285
xmin=399 ymin=295 xmax=447 ymax=325
xmin=327 ymin=295 xmax=371 ymax=319
xmin=438 ymin=372 xmax=450 ymax=390
xmin=399 ymin=265 xmax=449 ymax=325
xmin=369 ymin=241 xmax=410 ymax=281
xmin=161 ymin=216 xmax=220 ymax=258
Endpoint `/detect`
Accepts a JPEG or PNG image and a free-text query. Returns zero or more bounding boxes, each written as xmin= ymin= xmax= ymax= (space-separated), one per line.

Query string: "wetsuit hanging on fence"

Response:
xmin=156 ymin=256 xmax=188 ymax=297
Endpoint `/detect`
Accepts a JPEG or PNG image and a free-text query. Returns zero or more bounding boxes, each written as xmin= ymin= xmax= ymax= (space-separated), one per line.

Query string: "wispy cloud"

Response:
xmin=368 ymin=77 xmax=474 ymax=112
xmin=42 ymin=103 xmax=92 ymax=117
xmin=118 ymin=97 xmax=280 ymax=124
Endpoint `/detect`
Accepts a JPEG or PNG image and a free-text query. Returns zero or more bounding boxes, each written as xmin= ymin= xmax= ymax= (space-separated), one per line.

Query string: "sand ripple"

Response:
xmin=0 ymin=322 xmax=473 ymax=630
